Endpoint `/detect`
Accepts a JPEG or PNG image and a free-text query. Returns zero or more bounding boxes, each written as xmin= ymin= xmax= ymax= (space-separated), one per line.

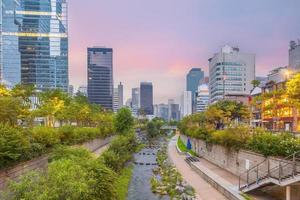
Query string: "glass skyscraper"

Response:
xmin=140 ymin=82 xmax=153 ymax=115
xmin=87 ymin=47 xmax=113 ymax=110
xmin=186 ymin=68 xmax=204 ymax=112
xmin=0 ymin=0 xmax=68 ymax=90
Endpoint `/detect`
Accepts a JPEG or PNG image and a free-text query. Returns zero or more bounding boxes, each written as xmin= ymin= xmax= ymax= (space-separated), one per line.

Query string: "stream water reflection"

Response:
xmin=127 ymin=146 xmax=169 ymax=200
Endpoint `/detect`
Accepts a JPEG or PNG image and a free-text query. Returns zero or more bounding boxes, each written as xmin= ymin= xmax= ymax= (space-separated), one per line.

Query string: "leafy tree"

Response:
xmin=287 ymin=73 xmax=300 ymax=105
xmin=114 ymin=108 xmax=134 ymax=134
xmin=147 ymin=121 xmax=158 ymax=139
xmin=251 ymin=79 xmax=261 ymax=88
xmin=35 ymin=89 xmax=70 ymax=127
xmin=0 ymin=97 xmax=23 ymax=126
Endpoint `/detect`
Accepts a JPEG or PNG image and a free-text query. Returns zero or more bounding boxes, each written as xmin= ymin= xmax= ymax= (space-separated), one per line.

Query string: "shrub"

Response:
xmin=58 ymin=126 xmax=75 ymax=144
xmin=247 ymin=132 xmax=300 ymax=157
xmin=72 ymin=127 xmax=101 ymax=143
xmin=49 ymin=146 xmax=92 ymax=163
xmin=31 ymin=126 xmax=61 ymax=148
xmin=0 ymin=124 xmax=31 ymax=168
xmin=211 ymin=126 xmax=250 ymax=150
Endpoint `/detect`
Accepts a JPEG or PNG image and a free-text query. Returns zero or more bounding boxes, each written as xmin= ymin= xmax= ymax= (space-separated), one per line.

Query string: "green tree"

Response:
xmin=114 ymin=108 xmax=134 ymax=134
xmin=287 ymin=73 xmax=300 ymax=105
xmin=251 ymin=79 xmax=261 ymax=88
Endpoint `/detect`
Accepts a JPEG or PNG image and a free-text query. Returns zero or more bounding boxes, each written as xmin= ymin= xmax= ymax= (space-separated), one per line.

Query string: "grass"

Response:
xmin=177 ymin=136 xmax=198 ymax=156
xmin=115 ymin=165 xmax=134 ymax=200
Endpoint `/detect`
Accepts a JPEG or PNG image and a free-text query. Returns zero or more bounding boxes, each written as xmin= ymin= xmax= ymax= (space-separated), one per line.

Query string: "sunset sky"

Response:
xmin=68 ymin=0 xmax=300 ymax=104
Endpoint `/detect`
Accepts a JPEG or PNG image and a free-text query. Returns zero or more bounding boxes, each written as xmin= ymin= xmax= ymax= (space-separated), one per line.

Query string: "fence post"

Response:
xmin=293 ymin=153 xmax=296 ymax=177
xmin=247 ymin=171 xmax=249 ymax=187
xmin=279 ymin=161 xmax=282 ymax=183
xmin=256 ymin=166 xmax=259 ymax=184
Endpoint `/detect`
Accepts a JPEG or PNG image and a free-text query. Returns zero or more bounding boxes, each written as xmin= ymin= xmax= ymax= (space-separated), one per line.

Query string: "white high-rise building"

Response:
xmin=209 ymin=45 xmax=255 ymax=103
xmin=113 ymin=88 xmax=119 ymax=113
xmin=118 ymin=82 xmax=124 ymax=109
xmin=180 ymin=91 xmax=192 ymax=118
xmin=131 ymin=88 xmax=140 ymax=116
xmin=196 ymin=84 xmax=209 ymax=112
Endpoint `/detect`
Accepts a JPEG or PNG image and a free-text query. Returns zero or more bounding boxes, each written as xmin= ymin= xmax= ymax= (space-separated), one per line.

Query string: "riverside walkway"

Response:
xmin=168 ymin=136 xmax=227 ymax=200
xmin=168 ymin=135 xmax=275 ymax=200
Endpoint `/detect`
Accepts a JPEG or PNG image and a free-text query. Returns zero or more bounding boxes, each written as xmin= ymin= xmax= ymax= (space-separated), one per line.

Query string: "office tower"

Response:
xmin=118 ymin=82 xmax=123 ymax=109
xmin=180 ymin=91 xmax=192 ymax=118
xmin=125 ymin=98 xmax=132 ymax=108
xmin=68 ymin=85 xmax=74 ymax=96
xmin=289 ymin=40 xmax=300 ymax=71
xmin=131 ymin=88 xmax=140 ymax=116
xmin=0 ymin=0 xmax=69 ymax=91
xmin=209 ymin=45 xmax=255 ymax=103
xmin=112 ymin=82 xmax=124 ymax=112
xmin=196 ymin=84 xmax=209 ymax=112
xmin=186 ymin=68 xmax=204 ymax=112
xmin=267 ymin=67 xmax=291 ymax=84
xmin=140 ymin=82 xmax=153 ymax=115
xmin=158 ymin=104 xmax=169 ymax=121
xmin=169 ymin=103 xmax=180 ymax=121
xmin=78 ymin=85 xmax=88 ymax=96
xmin=87 ymin=47 xmax=113 ymax=110
xmin=113 ymin=88 xmax=119 ymax=112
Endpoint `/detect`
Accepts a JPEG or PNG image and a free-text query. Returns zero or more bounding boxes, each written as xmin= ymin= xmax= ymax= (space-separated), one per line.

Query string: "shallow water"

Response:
xmin=127 ymin=147 xmax=169 ymax=200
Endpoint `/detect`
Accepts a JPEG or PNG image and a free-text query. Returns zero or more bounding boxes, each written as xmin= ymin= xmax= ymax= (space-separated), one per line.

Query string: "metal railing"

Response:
xmin=239 ymin=151 xmax=300 ymax=191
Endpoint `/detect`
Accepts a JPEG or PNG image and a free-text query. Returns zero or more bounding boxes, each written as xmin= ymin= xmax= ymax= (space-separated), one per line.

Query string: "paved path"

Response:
xmin=168 ymin=136 xmax=228 ymax=200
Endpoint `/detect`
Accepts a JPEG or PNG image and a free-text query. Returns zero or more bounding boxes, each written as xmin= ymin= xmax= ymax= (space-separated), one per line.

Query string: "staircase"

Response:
xmin=239 ymin=151 xmax=300 ymax=192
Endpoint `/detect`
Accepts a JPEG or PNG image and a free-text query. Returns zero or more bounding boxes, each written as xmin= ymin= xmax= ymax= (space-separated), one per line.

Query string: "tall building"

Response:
xmin=68 ymin=85 xmax=74 ymax=96
xmin=113 ymin=88 xmax=119 ymax=113
xmin=131 ymin=88 xmax=140 ymax=116
xmin=87 ymin=47 xmax=113 ymax=110
xmin=118 ymin=82 xmax=123 ymax=109
xmin=140 ymin=82 xmax=153 ymax=115
xmin=209 ymin=45 xmax=255 ymax=103
xmin=0 ymin=0 xmax=69 ymax=91
xmin=267 ymin=66 xmax=291 ymax=84
xmin=289 ymin=40 xmax=300 ymax=71
xmin=196 ymin=84 xmax=209 ymax=112
xmin=180 ymin=91 xmax=192 ymax=118
xmin=186 ymin=68 xmax=204 ymax=111
xmin=78 ymin=85 xmax=87 ymax=96
xmin=154 ymin=104 xmax=169 ymax=121
xmin=112 ymin=82 xmax=124 ymax=112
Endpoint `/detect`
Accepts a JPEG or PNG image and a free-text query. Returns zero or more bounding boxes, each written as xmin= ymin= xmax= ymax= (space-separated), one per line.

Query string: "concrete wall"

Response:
xmin=180 ymin=134 xmax=300 ymax=200
xmin=0 ymin=137 xmax=111 ymax=190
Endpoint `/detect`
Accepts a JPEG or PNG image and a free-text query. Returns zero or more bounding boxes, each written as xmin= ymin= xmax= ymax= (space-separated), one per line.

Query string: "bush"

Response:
xmin=58 ymin=126 xmax=75 ymax=144
xmin=31 ymin=126 xmax=61 ymax=148
xmin=211 ymin=126 xmax=250 ymax=150
xmin=49 ymin=146 xmax=92 ymax=163
xmin=73 ymin=127 xmax=101 ymax=143
xmin=247 ymin=132 xmax=300 ymax=157
xmin=4 ymin=147 xmax=118 ymax=200
xmin=101 ymin=133 xmax=137 ymax=172
xmin=0 ymin=124 xmax=31 ymax=168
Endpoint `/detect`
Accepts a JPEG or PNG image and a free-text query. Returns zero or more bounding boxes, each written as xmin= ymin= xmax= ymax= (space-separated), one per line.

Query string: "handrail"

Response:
xmin=239 ymin=150 xmax=300 ymax=191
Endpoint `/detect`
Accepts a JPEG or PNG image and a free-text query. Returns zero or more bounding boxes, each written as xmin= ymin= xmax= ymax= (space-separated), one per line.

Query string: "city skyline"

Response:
xmin=68 ymin=0 xmax=300 ymax=103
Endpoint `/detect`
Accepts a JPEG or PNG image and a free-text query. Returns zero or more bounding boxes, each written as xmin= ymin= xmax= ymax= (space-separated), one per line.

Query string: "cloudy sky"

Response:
xmin=68 ymin=0 xmax=300 ymax=103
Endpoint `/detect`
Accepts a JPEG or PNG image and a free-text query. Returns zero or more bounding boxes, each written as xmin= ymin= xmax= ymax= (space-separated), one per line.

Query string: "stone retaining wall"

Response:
xmin=0 ymin=137 xmax=111 ymax=190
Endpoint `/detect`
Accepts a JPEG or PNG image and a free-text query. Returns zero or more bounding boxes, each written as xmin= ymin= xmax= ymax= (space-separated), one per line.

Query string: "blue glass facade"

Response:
xmin=87 ymin=47 xmax=113 ymax=110
xmin=0 ymin=0 xmax=68 ymax=91
xmin=186 ymin=68 xmax=204 ymax=112
xmin=140 ymin=82 xmax=153 ymax=115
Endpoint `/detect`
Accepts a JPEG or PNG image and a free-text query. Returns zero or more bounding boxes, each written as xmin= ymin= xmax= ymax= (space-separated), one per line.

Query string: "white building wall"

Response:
xmin=180 ymin=91 xmax=192 ymax=118
xmin=209 ymin=45 xmax=255 ymax=103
